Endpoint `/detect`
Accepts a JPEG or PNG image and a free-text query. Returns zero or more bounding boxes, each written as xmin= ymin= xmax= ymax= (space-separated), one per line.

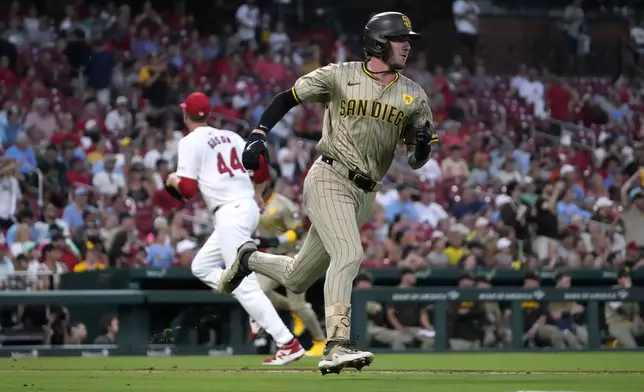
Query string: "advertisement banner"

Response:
xmin=388 ymin=288 xmax=636 ymax=302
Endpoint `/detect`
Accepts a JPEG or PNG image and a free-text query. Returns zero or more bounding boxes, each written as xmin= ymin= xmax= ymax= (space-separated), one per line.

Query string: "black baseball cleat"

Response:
xmin=218 ymin=240 xmax=256 ymax=295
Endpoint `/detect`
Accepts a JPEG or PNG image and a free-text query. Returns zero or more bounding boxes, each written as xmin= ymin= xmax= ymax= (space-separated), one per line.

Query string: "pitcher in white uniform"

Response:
xmin=165 ymin=92 xmax=305 ymax=365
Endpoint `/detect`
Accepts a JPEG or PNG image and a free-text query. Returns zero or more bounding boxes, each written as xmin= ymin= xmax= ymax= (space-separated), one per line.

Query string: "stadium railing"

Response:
xmin=1 ymin=276 xmax=642 ymax=356
xmin=351 ymin=286 xmax=643 ymax=352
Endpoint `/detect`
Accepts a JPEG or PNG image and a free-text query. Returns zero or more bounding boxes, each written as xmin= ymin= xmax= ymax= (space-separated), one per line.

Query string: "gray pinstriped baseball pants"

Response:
xmin=247 ymin=159 xmax=375 ymax=341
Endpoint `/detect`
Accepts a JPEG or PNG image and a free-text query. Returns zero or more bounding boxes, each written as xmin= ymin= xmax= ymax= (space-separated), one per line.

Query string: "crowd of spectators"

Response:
xmin=0 ymin=0 xmax=642 ymax=284
xmin=0 ymin=0 xmax=642 ymax=348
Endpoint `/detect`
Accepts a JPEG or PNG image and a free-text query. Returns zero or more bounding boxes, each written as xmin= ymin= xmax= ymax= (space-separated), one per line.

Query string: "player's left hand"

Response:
xmin=164 ymin=173 xmax=186 ymax=202
xmin=242 ymin=131 xmax=270 ymax=171
xmin=413 ymin=122 xmax=432 ymax=161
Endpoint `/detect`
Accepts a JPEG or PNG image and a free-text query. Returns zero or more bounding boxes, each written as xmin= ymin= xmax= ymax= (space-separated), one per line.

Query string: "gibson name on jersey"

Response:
xmin=207 ymin=135 xmax=233 ymax=149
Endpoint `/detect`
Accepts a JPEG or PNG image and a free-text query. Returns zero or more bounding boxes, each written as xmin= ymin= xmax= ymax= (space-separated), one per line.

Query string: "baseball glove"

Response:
xmin=164 ymin=184 xmax=186 ymax=202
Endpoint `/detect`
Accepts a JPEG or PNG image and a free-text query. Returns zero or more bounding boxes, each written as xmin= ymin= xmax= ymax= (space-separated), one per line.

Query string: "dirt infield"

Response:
xmin=4 ymin=369 xmax=640 ymax=375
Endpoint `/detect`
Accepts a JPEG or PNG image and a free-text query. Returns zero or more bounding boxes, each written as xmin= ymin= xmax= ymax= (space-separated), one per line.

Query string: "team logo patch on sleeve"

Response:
xmin=402 ymin=93 xmax=414 ymax=105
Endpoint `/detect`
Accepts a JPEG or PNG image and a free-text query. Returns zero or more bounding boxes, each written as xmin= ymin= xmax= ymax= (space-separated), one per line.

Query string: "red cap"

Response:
xmin=180 ymin=92 xmax=211 ymax=117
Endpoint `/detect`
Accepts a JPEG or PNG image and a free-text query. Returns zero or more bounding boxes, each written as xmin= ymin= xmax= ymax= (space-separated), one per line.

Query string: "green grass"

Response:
xmin=0 ymin=352 xmax=642 ymax=392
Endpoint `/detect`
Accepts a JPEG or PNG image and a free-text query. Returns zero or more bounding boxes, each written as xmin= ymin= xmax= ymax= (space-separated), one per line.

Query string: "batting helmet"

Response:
xmin=363 ymin=12 xmax=421 ymax=58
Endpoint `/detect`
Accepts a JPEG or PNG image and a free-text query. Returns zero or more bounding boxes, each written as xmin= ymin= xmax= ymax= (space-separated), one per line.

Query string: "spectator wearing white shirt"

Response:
xmin=276 ymin=139 xmax=306 ymax=182
xmin=23 ymin=6 xmax=40 ymax=43
xmin=563 ymin=1 xmax=584 ymax=47
xmin=518 ymin=69 xmax=546 ymax=118
xmin=631 ymin=21 xmax=644 ymax=46
xmin=562 ymin=0 xmax=586 ymax=71
xmin=4 ymin=17 xmax=26 ymax=50
xmin=92 ymin=155 xmax=126 ymax=197
xmin=59 ymin=5 xmax=78 ymax=32
xmin=495 ymin=158 xmax=524 ymax=185
xmin=0 ymin=243 xmax=14 ymax=289
xmin=452 ymin=0 xmax=480 ymax=61
xmin=413 ymin=189 xmax=448 ymax=229
xmin=417 ymin=155 xmax=442 ymax=184
xmin=510 ymin=64 xmax=528 ymax=91
xmin=375 ymin=180 xmax=399 ymax=209
xmin=232 ymin=81 xmax=252 ymax=111
xmin=630 ymin=20 xmax=644 ymax=64
xmin=268 ymin=21 xmax=290 ymax=53
xmin=152 ymin=159 xmax=171 ymax=191
xmin=0 ymin=158 xmax=21 ymax=229
xmin=235 ymin=0 xmax=260 ymax=43
xmin=143 ymin=137 xmax=174 ymax=170
xmin=27 ymin=243 xmax=67 ymax=289
xmin=105 ymin=96 xmax=133 ymax=136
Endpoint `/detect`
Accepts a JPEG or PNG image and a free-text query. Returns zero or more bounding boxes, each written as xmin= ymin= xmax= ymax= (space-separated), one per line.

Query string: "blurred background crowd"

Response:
xmin=0 ymin=0 xmax=643 ymax=350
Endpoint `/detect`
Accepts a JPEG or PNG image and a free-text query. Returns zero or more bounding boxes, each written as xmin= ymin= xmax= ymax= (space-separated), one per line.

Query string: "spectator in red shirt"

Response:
xmin=243 ymin=39 xmax=260 ymax=67
xmin=66 ymin=157 xmax=91 ymax=188
xmin=51 ymin=231 xmax=80 ymax=272
xmin=253 ymin=53 xmax=288 ymax=84
xmin=75 ymin=102 xmax=106 ymax=134
xmin=51 ymin=112 xmax=82 ymax=147
xmin=213 ymin=52 xmax=243 ymax=81
xmin=441 ymin=120 xmax=466 ymax=147
xmin=0 ymin=55 xmax=17 ymax=89
xmin=212 ymin=94 xmax=241 ymax=119
xmin=546 ymin=76 xmax=576 ymax=122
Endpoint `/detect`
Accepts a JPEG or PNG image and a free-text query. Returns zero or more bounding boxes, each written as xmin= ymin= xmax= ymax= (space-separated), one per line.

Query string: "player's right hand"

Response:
xmin=242 ymin=131 xmax=269 ymax=170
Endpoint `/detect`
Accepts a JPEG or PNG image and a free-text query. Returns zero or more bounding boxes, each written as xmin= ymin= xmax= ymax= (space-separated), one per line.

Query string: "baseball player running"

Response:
xmin=219 ymin=12 xmax=439 ymax=374
xmin=164 ymin=92 xmax=305 ymax=365
xmin=251 ymin=166 xmax=326 ymax=356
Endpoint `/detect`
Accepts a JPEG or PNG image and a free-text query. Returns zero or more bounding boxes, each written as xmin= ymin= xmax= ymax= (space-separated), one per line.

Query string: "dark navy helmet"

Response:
xmin=363 ymin=12 xmax=421 ymax=58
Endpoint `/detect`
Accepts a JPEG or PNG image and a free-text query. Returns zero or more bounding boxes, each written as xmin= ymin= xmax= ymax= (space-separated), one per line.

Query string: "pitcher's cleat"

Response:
xmin=292 ymin=313 xmax=306 ymax=337
xmin=262 ymin=338 xmax=305 ymax=365
xmin=305 ymin=339 xmax=325 ymax=357
xmin=218 ymin=240 xmax=256 ymax=295
xmin=318 ymin=341 xmax=374 ymax=375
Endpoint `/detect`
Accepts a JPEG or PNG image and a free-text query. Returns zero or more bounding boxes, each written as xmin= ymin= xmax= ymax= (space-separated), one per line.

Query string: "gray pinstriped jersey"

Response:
xmin=291 ymin=61 xmax=434 ymax=180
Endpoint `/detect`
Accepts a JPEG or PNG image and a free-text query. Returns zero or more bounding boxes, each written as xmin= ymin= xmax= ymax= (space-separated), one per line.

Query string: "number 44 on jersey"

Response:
xmin=208 ymin=135 xmax=247 ymax=177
